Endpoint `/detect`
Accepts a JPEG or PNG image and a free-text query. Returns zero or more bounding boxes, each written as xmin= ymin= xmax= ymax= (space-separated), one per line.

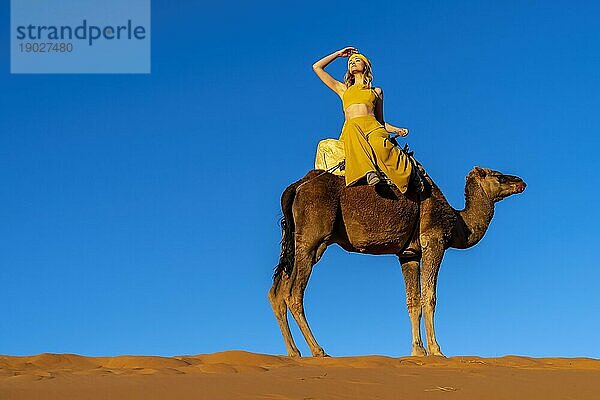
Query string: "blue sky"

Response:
xmin=1 ymin=0 xmax=599 ymax=358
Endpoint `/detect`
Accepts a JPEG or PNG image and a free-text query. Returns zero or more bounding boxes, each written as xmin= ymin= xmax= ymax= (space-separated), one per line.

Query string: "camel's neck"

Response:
xmin=451 ymin=177 xmax=495 ymax=249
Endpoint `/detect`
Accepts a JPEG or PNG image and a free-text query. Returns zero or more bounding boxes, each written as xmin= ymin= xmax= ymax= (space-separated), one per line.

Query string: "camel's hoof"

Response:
xmin=288 ymin=349 xmax=302 ymax=358
xmin=428 ymin=349 xmax=446 ymax=357
xmin=425 ymin=342 xmax=445 ymax=357
xmin=312 ymin=348 xmax=329 ymax=358
xmin=411 ymin=346 xmax=428 ymax=357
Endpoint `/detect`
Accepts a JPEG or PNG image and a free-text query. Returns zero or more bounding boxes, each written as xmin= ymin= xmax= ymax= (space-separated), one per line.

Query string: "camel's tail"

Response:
xmin=272 ymin=170 xmax=322 ymax=294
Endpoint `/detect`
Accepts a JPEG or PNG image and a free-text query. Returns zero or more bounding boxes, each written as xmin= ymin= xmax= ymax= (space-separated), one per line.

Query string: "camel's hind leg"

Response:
xmin=286 ymin=240 xmax=329 ymax=357
xmin=399 ymin=256 xmax=427 ymax=356
xmin=268 ymin=278 xmax=301 ymax=357
xmin=280 ymin=173 xmax=338 ymax=357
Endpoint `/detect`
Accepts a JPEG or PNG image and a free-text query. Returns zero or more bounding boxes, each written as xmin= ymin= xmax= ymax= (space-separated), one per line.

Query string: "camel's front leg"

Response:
xmin=420 ymin=234 xmax=446 ymax=357
xmin=399 ymin=256 xmax=427 ymax=356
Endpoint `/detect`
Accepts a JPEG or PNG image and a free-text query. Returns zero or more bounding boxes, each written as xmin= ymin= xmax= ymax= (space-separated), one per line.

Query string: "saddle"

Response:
xmin=314 ymin=135 xmax=433 ymax=197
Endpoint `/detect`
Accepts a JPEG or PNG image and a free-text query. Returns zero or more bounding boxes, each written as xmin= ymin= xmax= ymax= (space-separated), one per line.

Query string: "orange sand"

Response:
xmin=1 ymin=351 xmax=599 ymax=399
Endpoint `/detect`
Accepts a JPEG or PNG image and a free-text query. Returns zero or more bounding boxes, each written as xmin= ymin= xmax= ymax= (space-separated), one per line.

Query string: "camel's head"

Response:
xmin=467 ymin=166 xmax=526 ymax=202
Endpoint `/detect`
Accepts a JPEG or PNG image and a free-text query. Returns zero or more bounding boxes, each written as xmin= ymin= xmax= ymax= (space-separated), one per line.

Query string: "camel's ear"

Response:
xmin=467 ymin=166 xmax=486 ymax=181
xmin=474 ymin=166 xmax=486 ymax=177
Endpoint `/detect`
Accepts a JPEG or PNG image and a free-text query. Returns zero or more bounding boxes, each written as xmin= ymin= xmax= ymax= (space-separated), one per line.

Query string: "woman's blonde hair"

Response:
xmin=343 ymin=55 xmax=373 ymax=88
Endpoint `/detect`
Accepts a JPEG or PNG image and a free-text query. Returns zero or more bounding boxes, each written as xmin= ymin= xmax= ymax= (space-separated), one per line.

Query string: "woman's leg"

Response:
xmin=341 ymin=122 xmax=379 ymax=186
xmin=366 ymin=129 xmax=413 ymax=194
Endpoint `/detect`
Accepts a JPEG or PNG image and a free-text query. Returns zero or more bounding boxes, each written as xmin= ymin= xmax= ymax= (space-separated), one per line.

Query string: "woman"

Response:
xmin=312 ymin=46 xmax=412 ymax=194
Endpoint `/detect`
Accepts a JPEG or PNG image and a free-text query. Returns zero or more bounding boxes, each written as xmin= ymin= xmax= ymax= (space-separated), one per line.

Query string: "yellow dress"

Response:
xmin=339 ymin=84 xmax=412 ymax=194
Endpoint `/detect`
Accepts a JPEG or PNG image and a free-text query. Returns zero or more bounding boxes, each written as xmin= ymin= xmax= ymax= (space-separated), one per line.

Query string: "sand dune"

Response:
xmin=1 ymin=350 xmax=599 ymax=399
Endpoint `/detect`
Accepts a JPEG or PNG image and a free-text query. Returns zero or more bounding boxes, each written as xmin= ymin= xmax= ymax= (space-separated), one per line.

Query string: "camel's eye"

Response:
xmin=497 ymin=175 xmax=509 ymax=183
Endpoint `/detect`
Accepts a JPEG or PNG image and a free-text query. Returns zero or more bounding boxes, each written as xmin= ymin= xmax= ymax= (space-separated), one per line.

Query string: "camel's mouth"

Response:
xmin=514 ymin=182 xmax=526 ymax=193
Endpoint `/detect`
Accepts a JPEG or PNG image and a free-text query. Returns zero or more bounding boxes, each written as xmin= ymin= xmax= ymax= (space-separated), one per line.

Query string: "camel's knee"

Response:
xmin=268 ymin=282 xmax=288 ymax=314
xmin=421 ymin=293 xmax=436 ymax=311
xmin=423 ymin=302 xmax=435 ymax=313
xmin=406 ymin=296 xmax=421 ymax=310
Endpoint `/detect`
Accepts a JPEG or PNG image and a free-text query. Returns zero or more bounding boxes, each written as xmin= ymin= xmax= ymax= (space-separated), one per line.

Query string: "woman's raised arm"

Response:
xmin=312 ymin=47 xmax=357 ymax=96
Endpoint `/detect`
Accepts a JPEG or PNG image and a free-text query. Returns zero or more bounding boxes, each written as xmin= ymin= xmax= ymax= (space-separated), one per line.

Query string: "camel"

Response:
xmin=268 ymin=165 xmax=526 ymax=357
